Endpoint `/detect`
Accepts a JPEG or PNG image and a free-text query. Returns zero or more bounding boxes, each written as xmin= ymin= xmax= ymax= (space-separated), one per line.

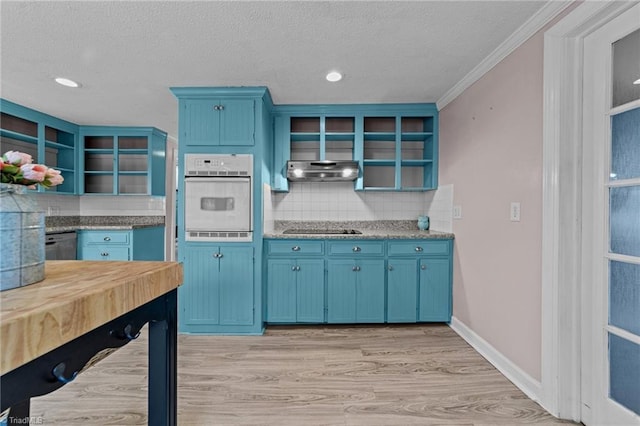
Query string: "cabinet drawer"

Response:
xmin=328 ymin=241 xmax=384 ymax=256
xmin=387 ymin=240 xmax=450 ymax=256
xmin=80 ymin=231 xmax=130 ymax=244
xmin=81 ymin=246 xmax=130 ymax=261
xmin=267 ymin=240 xmax=324 ymax=255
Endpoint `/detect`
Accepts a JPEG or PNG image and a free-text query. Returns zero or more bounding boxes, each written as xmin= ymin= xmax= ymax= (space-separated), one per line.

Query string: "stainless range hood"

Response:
xmin=287 ymin=160 xmax=359 ymax=182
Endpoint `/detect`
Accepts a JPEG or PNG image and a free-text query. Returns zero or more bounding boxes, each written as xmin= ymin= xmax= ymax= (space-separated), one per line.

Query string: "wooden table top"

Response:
xmin=0 ymin=261 xmax=183 ymax=375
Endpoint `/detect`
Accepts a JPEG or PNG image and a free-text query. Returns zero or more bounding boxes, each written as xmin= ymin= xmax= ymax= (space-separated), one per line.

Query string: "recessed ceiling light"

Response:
xmin=634 ymin=78 xmax=640 ymax=85
xmin=326 ymin=71 xmax=342 ymax=82
xmin=54 ymin=77 xmax=80 ymax=88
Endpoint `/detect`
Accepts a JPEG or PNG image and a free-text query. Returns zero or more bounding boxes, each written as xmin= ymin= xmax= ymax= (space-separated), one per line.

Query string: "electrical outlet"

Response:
xmin=453 ymin=205 xmax=462 ymax=219
xmin=47 ymin=206 xmax=60 ymax=216
xmin=510 ymin=202 xmax=521 ymax=221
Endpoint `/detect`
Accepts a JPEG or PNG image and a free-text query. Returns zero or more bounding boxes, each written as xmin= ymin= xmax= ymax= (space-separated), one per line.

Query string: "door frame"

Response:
xmin=541 ymin=0 xmax=640 ymax=421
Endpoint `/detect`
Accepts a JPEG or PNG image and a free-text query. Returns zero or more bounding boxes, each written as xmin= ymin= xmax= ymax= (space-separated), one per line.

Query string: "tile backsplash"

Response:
xmin=35 ymin=184 xmax=453 ymax=233
xmin=270 ymin=183 xmax=453 ymax=232
xmin=34 ymin=193 xmax=80 ymax=216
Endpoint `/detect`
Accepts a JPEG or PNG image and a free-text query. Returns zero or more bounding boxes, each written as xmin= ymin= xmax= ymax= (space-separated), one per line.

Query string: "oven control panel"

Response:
xmin=185 ymin=154 xmax=253 ymax=176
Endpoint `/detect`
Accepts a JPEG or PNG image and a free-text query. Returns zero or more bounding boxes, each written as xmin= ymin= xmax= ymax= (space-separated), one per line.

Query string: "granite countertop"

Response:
xmin=45 ymin=216 xmax=165 ymax=233
xmin=264 ymin=220 xmax=454 ymax=240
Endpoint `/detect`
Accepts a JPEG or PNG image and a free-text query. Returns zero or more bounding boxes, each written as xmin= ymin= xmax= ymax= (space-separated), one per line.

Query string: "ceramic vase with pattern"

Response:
xmin=0 ymin=183 xmax=45 ymax=291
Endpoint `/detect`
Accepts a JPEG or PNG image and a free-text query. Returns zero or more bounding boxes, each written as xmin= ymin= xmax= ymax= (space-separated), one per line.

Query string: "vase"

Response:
xmin=417 ymin=215 xmax=430 ymax=231
xmin=0 ymin=183 xmax=45 ymax=291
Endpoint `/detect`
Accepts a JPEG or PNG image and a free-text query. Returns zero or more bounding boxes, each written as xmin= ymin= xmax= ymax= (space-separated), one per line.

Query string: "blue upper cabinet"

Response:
xmin=170 ymin=87 xmax=273 ymax=147
xmin=79 ymin=126 xmax=167 ymax=195
xmin=182 ymin=99 xmax=254 ymax=146
xmin=272 ymin=103 xmax=438 ymax=192
xmin=0 ymin=99 xmax=79 ymax=194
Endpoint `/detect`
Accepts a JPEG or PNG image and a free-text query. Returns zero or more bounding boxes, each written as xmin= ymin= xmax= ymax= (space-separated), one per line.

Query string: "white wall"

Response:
xmin=439 ymin=25 xmax=546 ymax=381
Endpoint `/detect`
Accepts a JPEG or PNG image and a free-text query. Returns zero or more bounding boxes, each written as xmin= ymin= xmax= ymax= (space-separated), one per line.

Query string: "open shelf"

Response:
xmin=80 ymin=127 xmax=165 ymax=195
xmin=289 ymin=116 xmax=355 ymax=162
xmin=0 ymin=105 xmax=79 ymax=194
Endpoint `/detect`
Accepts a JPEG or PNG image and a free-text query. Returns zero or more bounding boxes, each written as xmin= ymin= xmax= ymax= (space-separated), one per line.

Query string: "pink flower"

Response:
xmin=3 ymin=150 xmax=33 ymax=166
xmin=1 ymin=150 xmax=64 ymax=188
xmin=44 ymin=167 xmax=64 ymax=186
xmin=20 ymin=163 xmax=47 ymax=182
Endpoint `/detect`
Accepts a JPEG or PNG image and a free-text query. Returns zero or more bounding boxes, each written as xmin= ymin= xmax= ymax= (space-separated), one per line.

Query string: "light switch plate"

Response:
xmin=453 ymin=205 xmax=462 ymax=219
xmin=510 ymin=202 xmax=521 ymax=221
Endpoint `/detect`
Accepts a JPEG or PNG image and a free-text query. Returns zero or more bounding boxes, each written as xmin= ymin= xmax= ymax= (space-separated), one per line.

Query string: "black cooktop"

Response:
xmin=282 ymin=229 xmax=362 ymax=235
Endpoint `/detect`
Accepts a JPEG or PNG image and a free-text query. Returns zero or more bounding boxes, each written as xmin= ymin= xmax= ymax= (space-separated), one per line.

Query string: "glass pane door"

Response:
xmin=606 ymin=25 xmax=640 ymax=419
xmin=607 ymin=105 xmax=640 ymax=417
xmin=583 ymin=5 xmax=640 ymax=424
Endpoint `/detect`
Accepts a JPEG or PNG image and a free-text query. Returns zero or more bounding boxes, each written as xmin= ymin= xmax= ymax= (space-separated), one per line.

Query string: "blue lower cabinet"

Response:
xmin=266 ymin=259 xmax=297 ymax=322
xmin=419 ymin=257 xmax=452 ymax=321
xmin=387 ymin=259 xmax=419 ymax=322
xmin=179 ymin=245 xmax=254 ymax=333
xmin=296 ymin=259 xmax=325 ymax=322
xmin=77 ymin=227 xmax=164 ymax=261
xmin=327 ymin=259 xmax=384 ymax=323
xmin=81 ymin=246 xmax=130 ymax=261
xmin=327 ymin=260 xmax=357 ymax=323
xmin=265 ymin=238 xmax=453 ymax=326
xmin=267 ymin=259 xmax=324 ymax=323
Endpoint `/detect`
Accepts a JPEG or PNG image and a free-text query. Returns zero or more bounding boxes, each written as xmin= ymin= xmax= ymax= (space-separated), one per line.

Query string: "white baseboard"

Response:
xmin=449 ymin=316 xmax=543 ymax=405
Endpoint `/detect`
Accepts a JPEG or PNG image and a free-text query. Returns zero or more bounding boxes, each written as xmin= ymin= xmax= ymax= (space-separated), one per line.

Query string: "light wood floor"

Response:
xmin=30 ymin=324 xmax=579 ymax=425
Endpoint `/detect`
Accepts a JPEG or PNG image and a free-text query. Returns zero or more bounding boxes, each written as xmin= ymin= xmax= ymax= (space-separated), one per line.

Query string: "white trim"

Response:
xmin=606 ymin=325 xmax=640 ymax=346
xmin=541 ymin=18 xmax=585 ymax=422
xmin=448 ymin=317 xmax=543 ymax=404
xmin=610 ymin=98 xmax=640 ymax=115
xmin=437 ymin=1 xmax=572 ymax=110
xmin=607 ymin=252 xmax=640 ymax=265
xmin=608 ymin=178 xmax=640 ymax=187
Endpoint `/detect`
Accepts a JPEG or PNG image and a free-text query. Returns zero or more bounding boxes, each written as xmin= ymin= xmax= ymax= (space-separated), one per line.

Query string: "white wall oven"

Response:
xmin=184 ymin=154 xmax=252 ymax=242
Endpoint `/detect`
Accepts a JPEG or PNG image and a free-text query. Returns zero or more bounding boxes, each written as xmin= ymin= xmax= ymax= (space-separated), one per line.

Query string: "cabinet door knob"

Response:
xmin=104 ymin=236 xmax=111 ymax=241
xmin=101 ymin=252 xmax=109 ymax=257
xmin=218 ymin=105 xmax=224 ymax=111
xmin=415 ymin=246 xmax=423 ymax=252
xmin=421 ymin=264 xmax=427 ymax=270
xmin=292 ymin=246 xmax=301 ymax=251
xmin=352 ymin=266 xmax=357 ymax=272
xmin=296 ymin=266 xmax=301 ymax=271
xmin=388 ymin=265 xmax=394 ymax=271
xmin=213 ymin=105 xmax=219 ymax=111
xmin=352 ymin=246 xmax=361 ymax=252
xmin=291 ymin=266 xmax=297 ymax=271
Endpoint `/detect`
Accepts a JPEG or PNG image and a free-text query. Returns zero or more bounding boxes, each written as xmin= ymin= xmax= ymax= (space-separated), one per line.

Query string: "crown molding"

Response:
xmin=436 ymin=1 xmax=574 ymax=110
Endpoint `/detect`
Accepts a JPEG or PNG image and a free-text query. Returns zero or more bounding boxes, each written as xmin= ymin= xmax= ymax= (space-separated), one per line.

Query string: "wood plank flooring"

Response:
xmin=29 ymin=324 xmax=579 ymax=425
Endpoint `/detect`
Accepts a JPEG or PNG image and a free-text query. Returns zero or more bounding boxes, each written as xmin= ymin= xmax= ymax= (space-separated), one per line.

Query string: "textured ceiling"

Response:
xmin=1 ymin=1 xmax=548 ymax=140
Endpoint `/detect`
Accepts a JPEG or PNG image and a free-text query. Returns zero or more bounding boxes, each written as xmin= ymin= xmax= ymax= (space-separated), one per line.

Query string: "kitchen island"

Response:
xmin=0 ymin=261 xmax=183 ymax=425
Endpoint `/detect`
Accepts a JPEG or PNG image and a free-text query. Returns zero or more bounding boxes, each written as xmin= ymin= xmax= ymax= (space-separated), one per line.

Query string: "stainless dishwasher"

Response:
xmin=45 ymin=231 xmax=77 ymax=260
